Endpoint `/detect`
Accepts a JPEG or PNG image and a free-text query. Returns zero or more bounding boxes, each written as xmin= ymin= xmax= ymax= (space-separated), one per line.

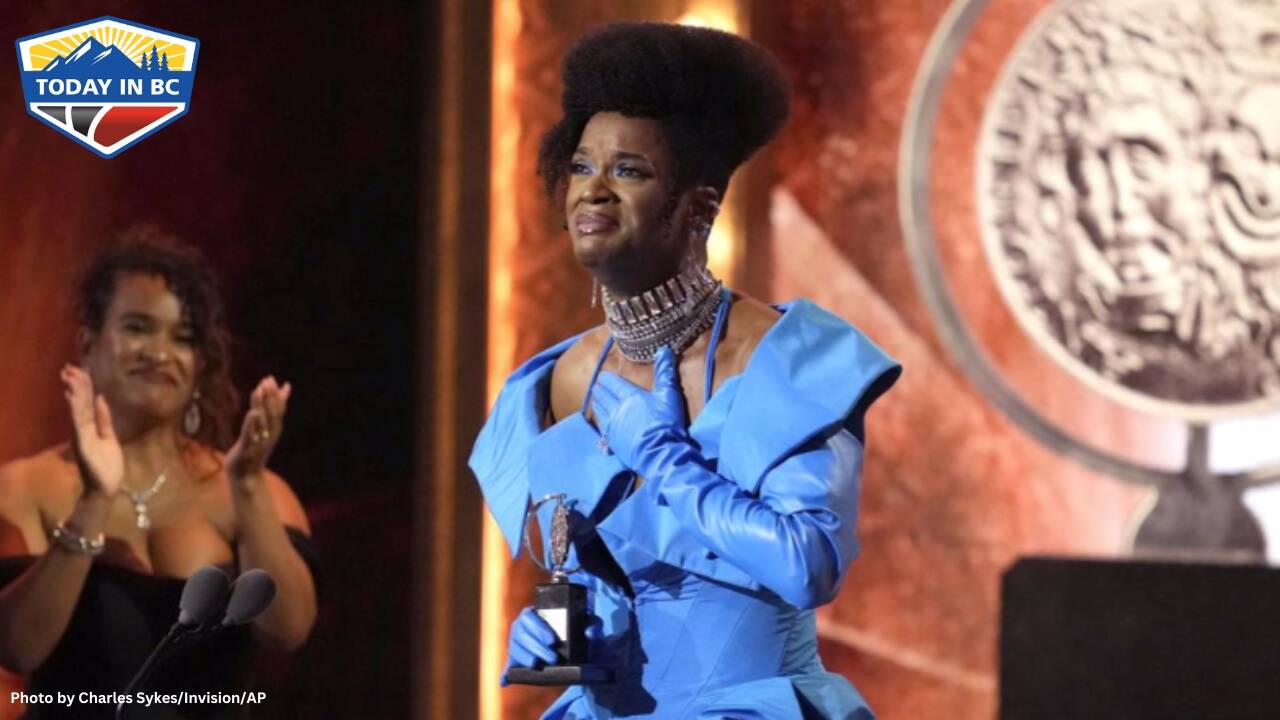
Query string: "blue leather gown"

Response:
xmin=470 ymin=292 xmax=901 ymax=719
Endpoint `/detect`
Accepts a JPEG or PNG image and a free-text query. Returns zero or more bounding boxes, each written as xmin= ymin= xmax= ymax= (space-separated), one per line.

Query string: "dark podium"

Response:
xmin=1001 ymin=557 xmax=1280 ymax=720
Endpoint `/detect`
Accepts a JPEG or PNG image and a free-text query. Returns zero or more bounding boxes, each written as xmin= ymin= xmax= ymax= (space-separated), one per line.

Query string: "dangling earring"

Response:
xmin=700 ymin=200 xmax=719 ymax=242
xmin=682 ymin=223 xmax=717 ymax=284
xmin=680 ymin=242 xmax=700 ymax=273
xmin=183 ymin=391 xmax=202 ymax=436
xmin=591 ymin=277 xmax=600 ymax=309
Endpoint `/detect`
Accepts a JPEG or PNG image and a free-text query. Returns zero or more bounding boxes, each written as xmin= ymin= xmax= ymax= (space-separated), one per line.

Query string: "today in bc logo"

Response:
xmin=15 ymin=16 xmax=199 ymax=158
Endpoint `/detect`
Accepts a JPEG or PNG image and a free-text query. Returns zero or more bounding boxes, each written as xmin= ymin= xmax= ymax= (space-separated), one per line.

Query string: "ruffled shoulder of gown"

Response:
xmin=717 ymin=298 xmax=901 ymax=494
xmin=468 ymin=332 xmax=585 ymax=557
xmin=596 ymin=299 xmax=901 ymax=593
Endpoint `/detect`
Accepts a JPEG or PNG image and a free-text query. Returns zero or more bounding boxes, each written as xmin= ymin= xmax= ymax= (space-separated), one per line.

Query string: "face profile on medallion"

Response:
xmin=977 ymin=0 xmax=1280 ymax=419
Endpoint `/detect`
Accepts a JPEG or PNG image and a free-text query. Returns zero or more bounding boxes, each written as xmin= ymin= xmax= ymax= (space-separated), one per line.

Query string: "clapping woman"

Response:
xmin=0 ymin=233 xmax=318 ymax=718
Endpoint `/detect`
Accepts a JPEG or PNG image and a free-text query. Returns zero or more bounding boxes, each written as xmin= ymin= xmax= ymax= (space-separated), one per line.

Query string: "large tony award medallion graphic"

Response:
xmin=507 ymin=493 xmax=613 ymax=686
xmin=904 ymin=0 xmax=1280 ymax=557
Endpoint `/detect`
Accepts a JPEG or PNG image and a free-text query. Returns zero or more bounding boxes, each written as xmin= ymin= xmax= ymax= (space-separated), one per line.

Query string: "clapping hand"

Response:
xmin=225 ymin=377 xmax=291 ymax=481
xmin=61 ymin=365 xmax=124 ymax=497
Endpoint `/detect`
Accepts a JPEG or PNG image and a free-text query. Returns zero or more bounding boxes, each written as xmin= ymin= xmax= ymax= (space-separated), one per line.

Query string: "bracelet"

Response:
xmin=50 ymin=523 xmax=105 ymax=556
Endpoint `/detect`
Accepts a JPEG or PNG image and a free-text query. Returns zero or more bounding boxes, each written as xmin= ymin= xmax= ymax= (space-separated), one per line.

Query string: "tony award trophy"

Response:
xmin=506 ymin=493 xmax=613 ymax=686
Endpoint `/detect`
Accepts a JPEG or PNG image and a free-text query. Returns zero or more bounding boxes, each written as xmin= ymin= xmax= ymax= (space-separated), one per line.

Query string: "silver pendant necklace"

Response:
xmin=124 ymin=470 xmax=168 ymax=530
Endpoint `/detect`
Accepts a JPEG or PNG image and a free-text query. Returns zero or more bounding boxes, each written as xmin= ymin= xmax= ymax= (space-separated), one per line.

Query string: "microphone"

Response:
xmin=179 ymin=565 xmax=234 ymax=625
xmin=115 ymin=567 xmax=279 ymax=718
xmin=117 ymin=565 xmax=231 ymax=719
xmin=220 ymin=569 xmax=277 ymax=626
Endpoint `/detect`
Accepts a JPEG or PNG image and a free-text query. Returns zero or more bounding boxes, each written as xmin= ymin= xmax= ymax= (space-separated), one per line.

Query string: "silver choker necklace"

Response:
xmin=602 ymin=265 xmax=724 ymax=363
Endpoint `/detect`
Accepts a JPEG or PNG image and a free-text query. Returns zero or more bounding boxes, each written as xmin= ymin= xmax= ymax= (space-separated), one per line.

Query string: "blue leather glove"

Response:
xmin=591 ymin=345 xmax=690 ymax=473
xmin=500 ymin=606 xmax=608 ymax=686
xmin=500 ymin=606 xmax=558 ymax=686
xmin=592 ymin=346 xmax=860 ymax=609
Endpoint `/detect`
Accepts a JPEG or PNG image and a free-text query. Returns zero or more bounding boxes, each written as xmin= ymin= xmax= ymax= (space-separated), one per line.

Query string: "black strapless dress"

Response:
xmin=0 ymin=528 xmax=319 ymax=719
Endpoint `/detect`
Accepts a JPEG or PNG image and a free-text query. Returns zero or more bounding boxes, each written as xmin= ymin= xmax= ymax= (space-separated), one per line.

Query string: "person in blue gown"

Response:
xmin=470 ymin=22 xmax=901 ymax=720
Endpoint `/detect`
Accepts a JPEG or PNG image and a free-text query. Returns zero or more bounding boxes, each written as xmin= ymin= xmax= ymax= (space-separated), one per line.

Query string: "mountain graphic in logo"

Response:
xmin=15 ymin=16 xmax=199 ymax=157
xmin=42 ymin=36 xmax=143 ymax=76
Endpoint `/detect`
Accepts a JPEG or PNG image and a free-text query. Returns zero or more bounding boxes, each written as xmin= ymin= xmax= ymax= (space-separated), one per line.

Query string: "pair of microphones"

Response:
xmin=116 ymin=566 xmax=277 ymax=719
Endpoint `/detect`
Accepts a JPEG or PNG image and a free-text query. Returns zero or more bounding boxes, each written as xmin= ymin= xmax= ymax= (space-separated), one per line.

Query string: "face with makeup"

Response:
xmin=79 ymin=272 xmax=199 ymax=429
xmin=565 ymin=111 xmax=715 ymax=296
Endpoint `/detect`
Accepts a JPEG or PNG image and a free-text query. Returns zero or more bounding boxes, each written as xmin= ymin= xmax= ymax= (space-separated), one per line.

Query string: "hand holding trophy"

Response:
xmin=504 ymin=493 xmax=613 ymax=686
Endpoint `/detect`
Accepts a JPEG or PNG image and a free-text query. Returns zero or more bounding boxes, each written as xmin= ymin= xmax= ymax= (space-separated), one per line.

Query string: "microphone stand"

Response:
xmin=114 ymin=622 xmax=202 ymax=720
xmin=114 ymin=567 xmax=273 ymax=718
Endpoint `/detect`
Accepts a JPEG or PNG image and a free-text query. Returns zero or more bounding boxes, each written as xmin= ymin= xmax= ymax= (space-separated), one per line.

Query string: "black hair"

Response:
xmin=78 ymin=225 xmax=239 ymax=449
xmin=537 ymin=22 xmax=790 ymax=201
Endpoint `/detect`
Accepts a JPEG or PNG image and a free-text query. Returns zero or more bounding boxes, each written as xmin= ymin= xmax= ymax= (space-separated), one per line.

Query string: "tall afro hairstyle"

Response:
xmin=537 ymin=22 xmax=790 ymax=201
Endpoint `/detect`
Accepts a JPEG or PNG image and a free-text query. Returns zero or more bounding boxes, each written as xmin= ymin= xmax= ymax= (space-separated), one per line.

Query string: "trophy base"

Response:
xmin=505 ymin=664 xmax=614 ymax=686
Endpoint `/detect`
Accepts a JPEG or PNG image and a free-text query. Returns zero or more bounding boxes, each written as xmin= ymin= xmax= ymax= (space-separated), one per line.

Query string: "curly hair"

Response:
xmin=78 ymin=225 xmax=239 ymax=449
xmin=537 ymin=22 xmax=790 ymax=201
